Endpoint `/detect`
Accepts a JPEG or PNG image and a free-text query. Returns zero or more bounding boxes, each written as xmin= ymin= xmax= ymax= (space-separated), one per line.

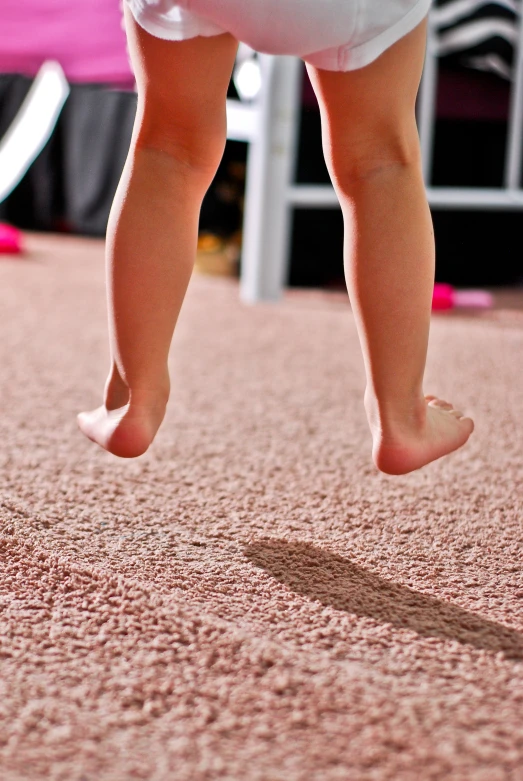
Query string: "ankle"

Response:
xmin=364 ymin=388 xmax=427 ymax=439
xmin=104 ymin=369 xmax=130 ymax=410
xmin=128 ymin=384 xmax=170 ymax=411
xmin=104 ymin=367 xmax=170 ymax=412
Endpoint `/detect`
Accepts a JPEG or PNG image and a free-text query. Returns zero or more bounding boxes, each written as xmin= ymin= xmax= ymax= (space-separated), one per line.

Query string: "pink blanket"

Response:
xmin=0 ymin=0 xmax=134 ymax=87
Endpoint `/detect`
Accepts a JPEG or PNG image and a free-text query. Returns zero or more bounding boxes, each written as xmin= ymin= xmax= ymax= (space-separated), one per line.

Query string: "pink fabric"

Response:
xmin=0 ymin=0 xmax=134 ymax=87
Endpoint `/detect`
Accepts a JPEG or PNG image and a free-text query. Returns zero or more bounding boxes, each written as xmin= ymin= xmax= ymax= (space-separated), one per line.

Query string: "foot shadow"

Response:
xmin=244 ymin=539 xmax=523 ymax=660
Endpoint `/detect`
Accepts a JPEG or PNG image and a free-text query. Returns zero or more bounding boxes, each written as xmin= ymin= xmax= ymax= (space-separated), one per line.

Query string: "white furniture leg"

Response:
xmin=417 ymin=14 xmax=438 ymax=186
xmin=239 ymin=55 xmax=302 ymax=303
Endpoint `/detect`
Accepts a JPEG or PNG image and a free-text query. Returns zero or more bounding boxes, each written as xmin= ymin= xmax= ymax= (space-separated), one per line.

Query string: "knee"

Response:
xmin=135 ymin=95 xmax=227 ymax=183
xmin=324 ymin=123 xmax=422 ymax=190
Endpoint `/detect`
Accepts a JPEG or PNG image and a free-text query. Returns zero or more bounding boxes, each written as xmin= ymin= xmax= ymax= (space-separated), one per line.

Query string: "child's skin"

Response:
xmin=78 ymin=9 xmax=474 ymax=474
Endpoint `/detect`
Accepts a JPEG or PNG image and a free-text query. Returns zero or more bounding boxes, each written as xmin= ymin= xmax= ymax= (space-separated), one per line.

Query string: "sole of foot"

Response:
xmin=371 ymin=395 xmax=474 ymax=476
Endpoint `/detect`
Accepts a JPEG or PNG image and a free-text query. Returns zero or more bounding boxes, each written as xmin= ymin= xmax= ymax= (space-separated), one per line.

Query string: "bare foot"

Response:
xmin=77 ymin=373 xmax=169 ymax=458
xmin=366 ymin=394 xmax=474 ymax=475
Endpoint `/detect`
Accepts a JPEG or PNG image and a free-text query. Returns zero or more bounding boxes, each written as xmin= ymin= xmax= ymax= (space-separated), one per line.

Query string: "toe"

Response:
xmin=450 ymin=411 xmax=474 ymax=436
xmin=77 ymin=410 xmax=92 ymax=430
xmin=461 ymin=416 xmax=475 ymax=434
xmin=428 ymin=398 xmax=453 ymax=411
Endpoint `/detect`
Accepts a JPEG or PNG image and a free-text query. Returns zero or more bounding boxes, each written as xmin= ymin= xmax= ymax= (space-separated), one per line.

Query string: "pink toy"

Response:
xmin=0 ymin=223 xmax=23 ymax=254
xmin=432 ymin=282 xmax=493 ymax=311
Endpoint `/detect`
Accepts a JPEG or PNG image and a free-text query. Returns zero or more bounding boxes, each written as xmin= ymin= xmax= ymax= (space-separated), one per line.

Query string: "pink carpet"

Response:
xmin=1 ymin=234 xmax=523 ymax=781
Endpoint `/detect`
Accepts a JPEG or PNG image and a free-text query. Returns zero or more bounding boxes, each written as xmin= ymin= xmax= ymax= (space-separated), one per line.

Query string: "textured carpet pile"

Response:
xmin=1 ymin=234 xmax=523 ymax=781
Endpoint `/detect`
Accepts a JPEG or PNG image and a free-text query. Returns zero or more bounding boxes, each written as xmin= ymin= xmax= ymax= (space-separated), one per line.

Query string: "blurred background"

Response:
xmin=1 ymin=0 xmax=522 ymax=292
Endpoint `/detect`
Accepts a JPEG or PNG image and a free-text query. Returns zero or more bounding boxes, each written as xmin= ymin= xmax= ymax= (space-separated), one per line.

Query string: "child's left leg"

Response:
xmin=306 ymin=19 xmax=474 ymax=475
xmin=78 ymin=9 xmax=238 ymax=457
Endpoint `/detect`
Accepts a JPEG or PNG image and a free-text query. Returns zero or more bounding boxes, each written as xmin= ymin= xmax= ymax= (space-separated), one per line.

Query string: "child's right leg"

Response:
xmin=78 ymin=10 xmax=238 ymax=457
xmin=306 ymin=18 xmax=474 ymax=475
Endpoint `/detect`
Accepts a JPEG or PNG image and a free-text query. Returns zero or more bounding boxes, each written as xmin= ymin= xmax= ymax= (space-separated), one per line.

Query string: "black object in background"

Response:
xmin=290 ymin=101 xmax=523 ymax=288
xmin=60 ymin=84 xmax=136 ymax=235
xmin=0 ymin=76 xmax=137 ymax=235
xmin=0 ymin=73 xmax=244 ymax=240
xmin=0 ymin=74 xmax=64 ymax=231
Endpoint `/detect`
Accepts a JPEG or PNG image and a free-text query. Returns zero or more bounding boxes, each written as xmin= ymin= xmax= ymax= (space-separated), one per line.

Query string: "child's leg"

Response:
xmin=306 ymin=18 xmax=473 ymax=475
xmin=78 ymin=10 xmax=238 ymax=457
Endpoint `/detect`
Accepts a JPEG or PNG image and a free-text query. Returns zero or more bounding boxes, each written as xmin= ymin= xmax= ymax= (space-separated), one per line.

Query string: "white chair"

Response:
xmin=228 ymin=8 xmax=523 ymax=303
xmin=226 ymin=52 xmax=303 ymax=303
xmin=418 ymin=4 xmax=523 ymax=206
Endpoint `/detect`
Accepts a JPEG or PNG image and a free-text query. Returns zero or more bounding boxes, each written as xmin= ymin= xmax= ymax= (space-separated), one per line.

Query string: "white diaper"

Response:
xmin=125 ymin=0 xmax=432 ymax=71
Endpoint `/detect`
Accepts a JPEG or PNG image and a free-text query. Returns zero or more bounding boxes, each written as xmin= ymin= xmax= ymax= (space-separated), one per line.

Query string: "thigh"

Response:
xmin=305 ymin=18 xmax=428 ymax=180
xmin=124 ymin=5 xmax=239 ymax=170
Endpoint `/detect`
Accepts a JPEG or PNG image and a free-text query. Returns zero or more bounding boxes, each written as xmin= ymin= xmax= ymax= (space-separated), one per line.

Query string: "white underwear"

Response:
xmin=125 ymin=0 xmax=432 ymax=71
